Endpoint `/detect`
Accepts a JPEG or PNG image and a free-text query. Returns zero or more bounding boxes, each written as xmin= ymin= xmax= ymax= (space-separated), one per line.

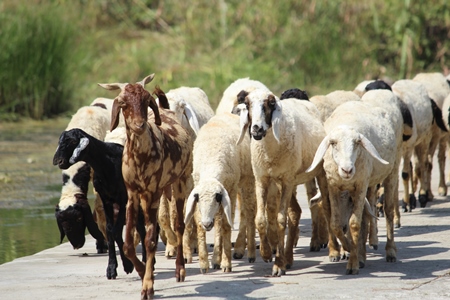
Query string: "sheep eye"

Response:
xmin=329 ymin=140 xmax=337 ymax=146
xmin=194 ymin=193 xmax=199 ymax=202
xmin=215 ymin=193 xmax=222 ymax=203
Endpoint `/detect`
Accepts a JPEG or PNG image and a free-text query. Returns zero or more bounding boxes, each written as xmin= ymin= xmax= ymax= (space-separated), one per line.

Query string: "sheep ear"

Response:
xmin=183 ymin=102 xmax=200 ymax=134
xmin=98 ymin=83 xmax=127 ymax=91
xmin=271 ymin=97 xmax=282 ymax=143
xmin=137 ymin=73 xmax=155 ymax=87
xmin=236 ymin=104 xmax=249 ymax=145
xmin=360 ymin=134 xmax=389 ymax=165
xmin=364 ymin=197 xmax=378 ymax=220
xmin=78 ymin=196 xmax=105 ymax=241
xmin=221 ymin=188 xmax=234 ymax=229
xmin=148 ymin=94 xmax=162 ymax=126
xmin=184 ymin=190 xmax=198 ymax=224
xmin=69 ymin=137 xmax=89 ymax=164
xmin=306 ymin=135 xmax=330 ymax=173
xmin=110 ymin=98 xmax=121 ymax=131
xmin=55 ymin=206 xmax=66 ymax=244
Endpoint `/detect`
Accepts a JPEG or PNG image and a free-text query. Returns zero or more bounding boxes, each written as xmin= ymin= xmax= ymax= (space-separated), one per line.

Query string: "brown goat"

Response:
xmin=99 ymin=74 xmax=193 ymax=299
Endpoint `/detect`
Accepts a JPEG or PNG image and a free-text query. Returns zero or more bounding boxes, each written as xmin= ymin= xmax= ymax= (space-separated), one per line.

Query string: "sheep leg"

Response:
xmin=158 ymin=193 xmax=177 ymax=258
xmin=110 ymin=200 xmax=134 ymax=276
xmin=255 ymin=177 xmax=272 ymax=262
xmin=196 ymin=209 xmax=209 ymax=273
xmin=424 ymin=130 xmax=441 ymax=203
xmin=437 ymin=136 xmax=448 ymax=196
xmin=123 ymin=195 xmax=145 ymax=279
xmin=182 ymin=216 xmax=196 ymax=264
xmin=212 ymin=216 xmax=223 ymax=269
xmin=328 ymin=188 xmax=351 ymax=262
xmin=401 ymin=148 xmax=414 ymax=212
xmin=172 ymin=180 xmax=187 ymax=282
xmin=93 ymin=190 xmax=108 ymax=253
xmin=415 ymin=142 xmax=431 ymax=207
xmin=102 ymin=202 xmax=119 ymax=279
xmin=382 ymin=174 xmax=398 ymax=263
xmin=235 ymin=184 xmax=257 ymax=262
xmin=346 ymin=190 xmax=365 ymax=275
xmin=266 ymin=180 xmax=279 ymax=254
xmin=305 ymin=179 xmax=327 ymax=251
xmin=285 ymin=190 xmax=301 ymax=269
xmin=272 ymin=183 xmax=292 ymax=276
xmin=142 ymin=206 xmax=158 ymax=300
xmin=366 ymin=186 xmax=378 ymax=250
xmin=221 ymin=213 xmax=233 ymax=272
xmin=233 ymin=193 xmax=246 ymax=260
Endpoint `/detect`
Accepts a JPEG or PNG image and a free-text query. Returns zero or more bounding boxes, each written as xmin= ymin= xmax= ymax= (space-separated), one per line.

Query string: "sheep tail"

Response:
xmin=430 ymin=99 xmax=448 ymax=132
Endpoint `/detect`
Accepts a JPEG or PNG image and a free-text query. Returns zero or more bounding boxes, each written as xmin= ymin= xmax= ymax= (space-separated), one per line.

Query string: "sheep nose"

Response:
xmin=201 ymin=221 xmax=214 ymax=231
xmin=251 ymin=125 xmax=265 ymax=140
xmin=341 ymin=167 xmax=353 ymax=175
xmin=134 ymin=121 xmax=144 ymax=128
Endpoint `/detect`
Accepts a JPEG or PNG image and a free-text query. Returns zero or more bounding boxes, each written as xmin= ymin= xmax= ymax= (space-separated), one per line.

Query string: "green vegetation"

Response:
xmin=0 ymin=0 xmax=449 ymax=119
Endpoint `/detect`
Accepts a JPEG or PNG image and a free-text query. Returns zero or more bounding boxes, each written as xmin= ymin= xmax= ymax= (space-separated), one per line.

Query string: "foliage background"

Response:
xmin=0 ymin=0 xmax=449 ymax=120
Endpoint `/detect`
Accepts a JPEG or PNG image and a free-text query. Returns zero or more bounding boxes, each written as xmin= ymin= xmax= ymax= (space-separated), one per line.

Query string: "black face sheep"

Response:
xmin=55 ymin=162 xmax=105 ymax=251
xmin=99 ymin=74 xmax=193 ymax=299
xmin=53 ymin=128 xmax=147 ymax=280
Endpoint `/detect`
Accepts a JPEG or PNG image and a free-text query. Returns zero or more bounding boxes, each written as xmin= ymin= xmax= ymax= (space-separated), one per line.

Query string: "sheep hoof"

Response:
xmin=321 ymin=243 xmax=328 ymax=249
xmin=271 ymin=268 xmax=284 ymax=277
xmin=223 ymin=267 xmax=232 ymax=272
xmin=418 ymin=194 xmax=428 ymax=208
xmin=359 ymin=261 xmax=365 ymax=268
xmin=329 ymin=255 xmax=340 ymax=262
xmin=409 ymin=194 xmax=416 ymax=209
xmin=341 ymin=252 xmax=350 ymax=260
xmin=345 ymin=268 xmax=359 ymax=275
xmin=123 ymin=260 xmax=134 ymax=274
xmin=285 ymin=263 xmax=291 ymax=269
xmin=386 ymin=255 xmax=396 ymax=263
xmin=213 ymin=264 xmax=221 ymax=269
xmin=200 ymin=268 xmax=208 ymax=274
xmin=248 ymin=257 xmax=256 ymax=263
xmin=233 ymin=253 xmax=244 ymax=259
xmin=309 ymin=245 xmax=321 ymax=252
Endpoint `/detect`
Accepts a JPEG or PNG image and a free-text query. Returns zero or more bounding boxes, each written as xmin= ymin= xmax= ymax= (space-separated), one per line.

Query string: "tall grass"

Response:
xmin=0 ymin=0 xmax=449 ymax=118
xmin=0 ymin=2 xmax=79 ymax=120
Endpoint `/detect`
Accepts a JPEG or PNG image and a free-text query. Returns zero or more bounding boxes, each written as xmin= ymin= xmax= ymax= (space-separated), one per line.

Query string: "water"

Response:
xmin=0 ymin=118 xmax=75 ymax=265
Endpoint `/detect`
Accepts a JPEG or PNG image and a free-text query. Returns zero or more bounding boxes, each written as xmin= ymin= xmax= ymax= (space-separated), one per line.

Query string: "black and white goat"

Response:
xmin=53 ymin=128 xmax=145 ymax=279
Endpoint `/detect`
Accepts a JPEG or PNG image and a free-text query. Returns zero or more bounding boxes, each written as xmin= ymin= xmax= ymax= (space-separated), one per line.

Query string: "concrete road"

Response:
xmin=1 ymin=155 xmax=450 ymax=300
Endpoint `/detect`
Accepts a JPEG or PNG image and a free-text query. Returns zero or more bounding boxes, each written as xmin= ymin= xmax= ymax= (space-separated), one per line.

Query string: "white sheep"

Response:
xmin=236 ymin=89 xmax=328 ymax=276
xmin=215 ymin=77 xmax=270 ymax=115
xmin=310 ymin=90 xmax=361 ymax=122
xmin=390 ymin=80 xmax=435 ymax=212
xmin=412 ymin=72 xmax=450 ymax=198
xmin=307 ymin=89 xmax=403 ymax=275
xmin=184 ymin=112 xmax=256 ymax=273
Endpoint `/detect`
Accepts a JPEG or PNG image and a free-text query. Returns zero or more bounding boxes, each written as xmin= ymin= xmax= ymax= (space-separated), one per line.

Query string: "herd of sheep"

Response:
xmin=51 ymin=72 xmax=450 ymax=299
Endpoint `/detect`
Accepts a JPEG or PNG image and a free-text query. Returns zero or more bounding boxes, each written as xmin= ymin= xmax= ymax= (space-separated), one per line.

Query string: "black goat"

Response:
xmin=53 ymin=128 xmax=146 ymax=279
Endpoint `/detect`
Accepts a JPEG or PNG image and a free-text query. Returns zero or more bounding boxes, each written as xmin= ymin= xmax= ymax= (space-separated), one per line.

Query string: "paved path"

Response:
xmin=2 ymin=156 xmax=450 ymax=299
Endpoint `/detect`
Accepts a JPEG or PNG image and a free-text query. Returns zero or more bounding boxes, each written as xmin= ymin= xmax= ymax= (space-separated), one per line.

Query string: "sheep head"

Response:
xmin=98 ymin=74 xmax=161 ymax=133
xmin=184 ymin=179 xmax=233 ymax=231
xmin=55 ymin=194 xmax=104 ymax=249
xmin=236 ymin=89 xmax=282 ymax=145
xmin=306 ymin=126 xmax=388 ymax=180
xmin=53 ymin=129 xmax=90 ymax=169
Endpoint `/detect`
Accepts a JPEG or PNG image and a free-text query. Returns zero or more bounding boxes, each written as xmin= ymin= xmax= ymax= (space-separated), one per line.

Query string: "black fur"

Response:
xmin=365 ymin=80 xmax=392 ymax=91
xmin=430 ymin=99 xmax=448 ymax=132
xmin=53 ymin=128 xmax=146 ymax=279
xmin=280 ymin=88 xmax=309 ymax=100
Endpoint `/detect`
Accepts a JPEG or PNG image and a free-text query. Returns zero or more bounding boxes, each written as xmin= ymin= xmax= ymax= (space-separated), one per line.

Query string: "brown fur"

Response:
xmin=106 ymin=80 xmax=193 ymax=299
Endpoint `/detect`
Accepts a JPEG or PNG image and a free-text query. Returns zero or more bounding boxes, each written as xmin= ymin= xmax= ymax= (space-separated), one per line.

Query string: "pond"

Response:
xmin=0 ymin=118 xmax=89 ymax=265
